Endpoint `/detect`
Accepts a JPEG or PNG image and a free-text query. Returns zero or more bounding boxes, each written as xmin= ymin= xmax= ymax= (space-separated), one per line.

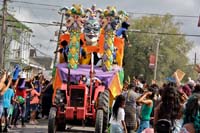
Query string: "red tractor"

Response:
xmin=48 ymin=63 xmax=123 ymax=133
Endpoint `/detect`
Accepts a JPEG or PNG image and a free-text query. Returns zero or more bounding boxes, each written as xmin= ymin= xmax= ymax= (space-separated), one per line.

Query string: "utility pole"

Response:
xmin=0 ymin=0 xmax=8 ymax=69
xmin=53 ymin=12 xmax=64 ymax=67
xmin=194 ymin=52 xmax=197 ymax=65
xmin=154 ymin=38 xmax=161 ymax=81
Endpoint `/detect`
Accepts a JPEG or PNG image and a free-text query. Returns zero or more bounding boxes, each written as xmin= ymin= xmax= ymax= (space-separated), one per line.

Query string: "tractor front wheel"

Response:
xmin=48 ymin=107 xmax=57 ymax=133
xmin=95 ymin=89 xmax=110 ymax=133
xmin=95 ymin=109 xmax=104 ymax=133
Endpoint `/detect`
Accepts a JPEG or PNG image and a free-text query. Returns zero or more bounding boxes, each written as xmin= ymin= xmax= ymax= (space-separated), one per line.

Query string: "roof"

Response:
xmin=30 ymin=56 xmax=53 ymax=70
xmin=0 ymin=11 xmax=32 ymax=32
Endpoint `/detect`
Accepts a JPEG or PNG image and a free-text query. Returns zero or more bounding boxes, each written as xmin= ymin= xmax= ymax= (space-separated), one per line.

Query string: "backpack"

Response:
xmin=156 ymin=119 xmax=173 ymax=133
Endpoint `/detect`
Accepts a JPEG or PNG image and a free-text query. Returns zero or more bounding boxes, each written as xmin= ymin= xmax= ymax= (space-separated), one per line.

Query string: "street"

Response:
xmin=9 ymin=119 xmax=95 ymax=133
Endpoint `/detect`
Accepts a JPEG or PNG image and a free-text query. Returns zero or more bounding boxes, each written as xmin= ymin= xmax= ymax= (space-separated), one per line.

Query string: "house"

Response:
xmin=0 ymin=12 xmax=52 ymax=79
xmin=29 ymin=49 xmax=53 ymax=79
xmin=0 ymin=12 xmax=33 ymax=70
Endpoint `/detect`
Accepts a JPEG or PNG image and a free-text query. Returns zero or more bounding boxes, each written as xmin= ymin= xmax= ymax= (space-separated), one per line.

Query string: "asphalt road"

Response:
xmin=8 ymin=119 xmax=95 ymax=133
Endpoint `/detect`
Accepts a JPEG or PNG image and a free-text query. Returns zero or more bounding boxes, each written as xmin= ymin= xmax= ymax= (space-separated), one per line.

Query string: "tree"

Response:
xmin=124 ymin=14 xmax=194 ymax=83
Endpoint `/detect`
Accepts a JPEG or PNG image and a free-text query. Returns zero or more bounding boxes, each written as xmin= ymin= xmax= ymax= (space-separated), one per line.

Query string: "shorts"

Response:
xmin=8 ymin=105 xmax=14 ymax=117
xmin=30 ymin=104 xmax=38 ymax=111
xmin=3 ymin=108 xmax=9 ymax=118
xmin=110 ymin=124 xmax=123 ymax=133
xmin=137 ymin=120 xmax=150 ymax=133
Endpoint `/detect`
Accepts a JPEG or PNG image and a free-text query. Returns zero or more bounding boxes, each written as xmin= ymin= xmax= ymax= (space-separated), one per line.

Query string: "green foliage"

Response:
xmin=7 ymin=15 xmax=32 ymax=32
xmin=124 ymin=14 xmax=194 ymax=83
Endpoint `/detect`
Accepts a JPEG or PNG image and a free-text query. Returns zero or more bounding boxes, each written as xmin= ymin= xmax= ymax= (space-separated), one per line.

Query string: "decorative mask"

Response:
xmin=83 ymin=16 xmax=101 ymax=46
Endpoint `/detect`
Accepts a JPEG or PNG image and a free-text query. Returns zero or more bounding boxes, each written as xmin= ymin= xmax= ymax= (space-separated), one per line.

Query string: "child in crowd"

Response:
xmin=3 ymin=79 xmax=14 ymax=132
xmin=29 ymin=82 xmax=41 ymax=124
xmin=0 ymin=72 xmax=12 ymax=131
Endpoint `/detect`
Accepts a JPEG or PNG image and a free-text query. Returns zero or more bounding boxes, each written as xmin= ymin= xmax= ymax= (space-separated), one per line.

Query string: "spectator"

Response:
xmin=182 ymin=93 xmax=200 ymax=133
xmin=41 ymin=80 xmax=53 ymax=119
xmin=193 ymin=84 xmax=200 ymax=94
xmin=122 ymin=83 xmax=140 ymax=133
xmin=29 ymin=82 xmax=41 ymax=124
xmin=110 ymin=94 xmax=127 ymax=133
xmin=3 ymin=79 xmax=14 ymax=132
xmin=136 ymin=91 xmax=154 ymax=133
xmin=24 ymin=80 xmax=33 ymax=122
xmin=0 ymin=72 xmax=12 ymax=131
xmin=154 ymin=84 xmax=183 ymax=132
xmin=11 ymin=73 xmax=27 ymax=128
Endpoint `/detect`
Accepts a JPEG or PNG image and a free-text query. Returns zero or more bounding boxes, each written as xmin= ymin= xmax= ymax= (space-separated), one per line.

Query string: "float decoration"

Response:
xmin=65 ymin=4 xmax=84 ymax=69
xmin=102 ymin=6 xmax=119 ymax=71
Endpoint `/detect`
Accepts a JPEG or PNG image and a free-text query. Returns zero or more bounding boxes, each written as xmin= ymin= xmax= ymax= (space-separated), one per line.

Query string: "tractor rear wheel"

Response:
xmin=48 ymin=107 xmax=57 ymax=133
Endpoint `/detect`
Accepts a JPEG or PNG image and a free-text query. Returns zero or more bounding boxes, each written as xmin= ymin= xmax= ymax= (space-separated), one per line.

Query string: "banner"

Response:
xmin=149 ymin=54 xmax=156 ymax=69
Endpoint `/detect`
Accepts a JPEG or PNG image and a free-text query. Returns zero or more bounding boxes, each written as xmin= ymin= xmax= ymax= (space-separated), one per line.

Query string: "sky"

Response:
xmin=2 ymin=0 xmax=200 ymax=63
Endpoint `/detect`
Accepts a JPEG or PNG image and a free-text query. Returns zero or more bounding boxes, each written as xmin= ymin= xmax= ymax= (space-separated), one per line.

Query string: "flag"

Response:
xmin=198 ymin=16 xmax=200 ymax=27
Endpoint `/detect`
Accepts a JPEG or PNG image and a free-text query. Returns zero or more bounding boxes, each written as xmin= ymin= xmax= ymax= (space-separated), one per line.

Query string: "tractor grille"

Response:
xmin=70 ymin=89 xmax=84 ymax=107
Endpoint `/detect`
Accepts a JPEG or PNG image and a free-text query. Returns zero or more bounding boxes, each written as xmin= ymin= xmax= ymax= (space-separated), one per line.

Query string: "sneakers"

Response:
xmin=3 ymin=128 xmax=9 ymax=132
xmin=29 ymin=120 xmax=35 ymax=125
xmin=29 ymin=120 xmax=39 ymax=125
xmin=42 ymin=115 xmax=48 ymax=120
xmin=21 ymin=124 xmax=26 ymax=128
xmin=11 ymin=125 xmax=17 ymax=128
xmin=34 ymin=120 xmax=39 ymax=124
xmin=38 ymin=113 xmax=42 ymax=119
xmin=7 ymin=125 xmax=12 ymax=129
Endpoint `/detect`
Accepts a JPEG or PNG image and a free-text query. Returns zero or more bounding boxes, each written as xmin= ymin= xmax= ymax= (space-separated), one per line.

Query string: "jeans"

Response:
xmin=0 ymin=104 xmax=3 ymax=117
xmin=137 ymin=120 xmax=150 ymax=133
xmin=110 ymin=124 xmax=123 ymax=133
xmin=25 ymin=97 xmax=30 ymax=121
xmin=11 ymin=103 xmax=26 ymax=126
xmin=0 ymin=104 xmax=3 ymax=131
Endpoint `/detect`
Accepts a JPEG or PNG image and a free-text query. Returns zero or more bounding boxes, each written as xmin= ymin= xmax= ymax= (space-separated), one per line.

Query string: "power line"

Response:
xmin=128 ymin=30 xmax=200 ymax=37
xmin=10 ymin=1 xmax=200 ymax=19
xmin=10 ymin=5 xmax=58 ymax=11
xmin=128 ymin=12 xmax=199 ymax=18
xmin=0 ymin=18 xmax=59 ymax=27
xmin=10 ymin=0 xmax=61 ymax=7
xmin=4 ymin=17 xmax=200 ymax=37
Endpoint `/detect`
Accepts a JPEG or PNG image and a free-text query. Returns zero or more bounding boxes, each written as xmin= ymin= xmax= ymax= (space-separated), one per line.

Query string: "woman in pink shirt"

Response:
xmin=29 ymin=83 xmax=40 ymax=124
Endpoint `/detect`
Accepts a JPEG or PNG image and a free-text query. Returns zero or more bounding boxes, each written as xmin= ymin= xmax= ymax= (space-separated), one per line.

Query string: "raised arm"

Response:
xmin=0 ymin=77 xmax=12 ymax=95
xmin=0 ymin=71 xmax=7 ymax=84
xmin=137 ymin=91 xmax=153 ymax=106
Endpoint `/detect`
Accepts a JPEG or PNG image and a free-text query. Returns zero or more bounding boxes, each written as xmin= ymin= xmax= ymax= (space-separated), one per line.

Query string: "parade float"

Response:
xmin=48 ymin=4 xmax=129 ymax=133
